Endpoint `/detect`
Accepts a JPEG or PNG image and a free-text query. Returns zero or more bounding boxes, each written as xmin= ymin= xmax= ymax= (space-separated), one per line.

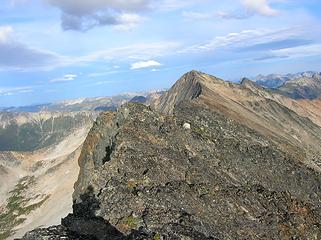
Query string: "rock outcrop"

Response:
xmin=21 ymin=71 xmax=321 ymax=239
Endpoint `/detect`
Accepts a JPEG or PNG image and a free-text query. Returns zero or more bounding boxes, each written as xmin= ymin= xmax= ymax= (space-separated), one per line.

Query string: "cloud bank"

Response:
xmin=46 ymin=0 xmax=151 ymax=31
xmin=183 ymin=0 xmax=280 ymax=21
xmin=0 ymin=86 xmax=33 ymax=96
xmin=241 ymin=0 xmax=278 ymax=16
xmin=50 ymin=74 xmax=78 ymax=83
xmin=131 ymin=60 xmax=162 ymax=70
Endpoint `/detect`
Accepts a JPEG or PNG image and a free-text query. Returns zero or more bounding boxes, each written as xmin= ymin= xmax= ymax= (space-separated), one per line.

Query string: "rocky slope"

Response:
xmin=154 ymin=71 xmax=321 ymax=170
xmin=21 ymin=71 xmax=321 ymax=239
xmin=0 ymin=113 xmax=96 ymax=240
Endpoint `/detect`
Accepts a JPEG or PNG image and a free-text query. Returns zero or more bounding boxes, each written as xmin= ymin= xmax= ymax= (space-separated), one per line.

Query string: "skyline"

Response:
xmin=0 ymin=0 xmax=321 ymax=106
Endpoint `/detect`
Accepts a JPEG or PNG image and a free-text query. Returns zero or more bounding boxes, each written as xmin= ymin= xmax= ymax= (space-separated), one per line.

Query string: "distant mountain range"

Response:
xmin=253 ymin=71 xmax=319 ymax=88
xmin=0 ymin=91 xmax=165 ymax=113
xmin=2 ymin=71 xmax=320 ymax=114
xmin=252 ymin=71 xmax=321 ymax=99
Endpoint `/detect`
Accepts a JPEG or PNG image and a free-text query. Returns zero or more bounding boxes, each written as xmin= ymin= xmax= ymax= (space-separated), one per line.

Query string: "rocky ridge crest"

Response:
xmin=21 ymin=71 xmax=321 ymax=239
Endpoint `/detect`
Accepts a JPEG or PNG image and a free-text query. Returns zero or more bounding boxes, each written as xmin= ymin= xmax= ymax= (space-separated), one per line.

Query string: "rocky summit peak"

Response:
xmin=240 ymin=77 xmax=265 ymax=92
xmin=240 ymin=77 xmax=254 ymax=85
xmin=182 ymin=70 xmax=205 ymax=79
xmin=183 ymin=70 xmax=223 ymax=84
xmin=151 ymin=71 xmax=224 ymax=114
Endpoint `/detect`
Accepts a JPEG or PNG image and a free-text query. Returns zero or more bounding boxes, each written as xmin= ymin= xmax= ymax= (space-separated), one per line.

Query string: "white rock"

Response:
xmin=183 ymin=123 xmax=191 ymax=130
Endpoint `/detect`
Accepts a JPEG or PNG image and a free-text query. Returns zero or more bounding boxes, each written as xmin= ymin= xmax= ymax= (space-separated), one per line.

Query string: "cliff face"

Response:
xmin=21 ymin=71 xmax=321 ymax=239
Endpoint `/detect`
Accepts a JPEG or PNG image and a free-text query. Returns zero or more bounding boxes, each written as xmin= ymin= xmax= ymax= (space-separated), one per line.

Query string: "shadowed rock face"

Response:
xmin=21 ymin=71 xmax=321 ymax=239
xmin=151 ymin=70 xmax=203 ymax=114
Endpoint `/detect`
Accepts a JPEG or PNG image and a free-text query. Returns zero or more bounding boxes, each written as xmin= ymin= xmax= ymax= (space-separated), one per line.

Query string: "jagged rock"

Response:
xmin=20 ymin=225 xmax=86 ymax=240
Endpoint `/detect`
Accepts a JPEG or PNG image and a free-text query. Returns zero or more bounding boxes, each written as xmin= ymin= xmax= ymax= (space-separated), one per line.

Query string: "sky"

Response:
xmin=0 ymin=0 xmax=321 ymax=107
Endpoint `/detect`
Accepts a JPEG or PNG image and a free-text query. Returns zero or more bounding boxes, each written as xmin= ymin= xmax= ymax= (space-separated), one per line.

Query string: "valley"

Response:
xmin=0 ymin=113 xmax=93 ymax=239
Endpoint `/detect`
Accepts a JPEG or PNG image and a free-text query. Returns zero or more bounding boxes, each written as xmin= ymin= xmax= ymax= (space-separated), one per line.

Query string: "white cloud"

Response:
xmin=0 ymin=26 xmax=13 ymax=43
xmin=156 ymin=0 xmax=198 ymax=11
xmin=113 ymin=13 xmax=145 ymax=31
xmin=0 ymin=86 xmax=34 ymax=96
xmin=179 ymin=27 xmax=304 ymax=54
xmin=270 ymin=44 xmax=321 ymax=58
xmin=241 ymin=0 xmax=278 ymax=16
xmin=130 ymin=60 xmax=162 ymax=70
xmin=50 ymin=74 xmax=78 ymax=83
xmin=182 ymin=1 xmax=280 ymax=21
xmin=183 ymin=10 xmax=250 ymax=20
xmin=182 ymin=11 xmax=213 ymax=20
xmin=46 ymin=0 xmax=150 ymax=14
xmin=45 ymin=0 xmax=200 ymax=31
xmin=179 ymin=29 xmax=268 ymax=53
xmin=45 ymin=0 xmax=150 ymax=31
xmin=74 ymin=42 xmax=178 ymax=63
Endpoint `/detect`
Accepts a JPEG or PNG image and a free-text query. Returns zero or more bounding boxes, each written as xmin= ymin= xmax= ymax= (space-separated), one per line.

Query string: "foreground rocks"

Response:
xmin=22 ymin=102 xmax=321 ymax=239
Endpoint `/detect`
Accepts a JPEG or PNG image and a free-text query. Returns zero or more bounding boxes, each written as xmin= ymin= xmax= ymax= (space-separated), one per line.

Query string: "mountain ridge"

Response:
xmin=20 ymin=70 xmax=321 ymax=240
xmin=252 ymin=71 xmax=321 ymax=99
xmin=153 ymin=71 xmax=321 ymax=170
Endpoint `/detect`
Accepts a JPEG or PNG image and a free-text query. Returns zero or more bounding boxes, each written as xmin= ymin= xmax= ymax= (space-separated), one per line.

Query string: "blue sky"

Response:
xmin=0 ymin=0 xmax=321 ymax=106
